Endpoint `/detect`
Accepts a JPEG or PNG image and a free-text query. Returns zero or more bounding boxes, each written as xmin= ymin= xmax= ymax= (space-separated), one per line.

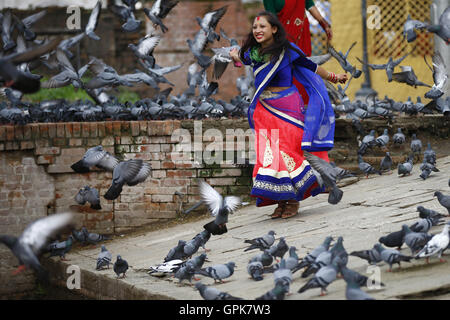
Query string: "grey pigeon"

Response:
xmin=329 ymin=162 xmax=356 ymax=181
xmin=96 ymin=245 xmax=112 ymax=270
xmin=358 ymin=155 xmax=381 ymax=178
xmin=301 ymin=249 xmax=333 ymax=278
xmin=401 ymin=224 xmax=432 ymax=255
xmin=417 ymin=205 xmax=447 ymax=219
xmin=350 ymin=245 xmax=382 ymax=265
xmin=392 ymin=66 xmax=431 ymax=88
xmin=328 ymin=42 xmax=362 ymax=78
xmin=75 ymin=186 xmax=101 ymax=210
xmin=374 ymin=243 xmax=412 ymax=272
xmin=195 ymin=282 xmax=243 ymax=300
xmin=12 ymin=10 xmax=47 ymax=42
xmin=293 ymin=236 xmax=333 ymax=272
xmin=255 ymin=281 xmax=289 ymax=300
xmin=0 ymin=212 xmax=74 ymax=282
xmin=423 ymin=142 xmax=437 ymax=165
xmin=113 ymin=255 xmax=129 ymax=278
xmin=244 ymin=230 xmax=276 ymax=252
xmin=192 ymin=230 xmax=211 ymax=252
xmin=393 ymin=128 xmax=406 ymax=145
xmin=195 ymin=261 xmax=236 ymax=283
xmin=185 ymin=253 xmax=208 ymax=270
xmin=143 ymin=0 xmax=179 ymax=33
xmin=269 ymin=237 xmax=289 ymax=262
xmin=424 ymin=51 xmax=448 ymax=100
xmin=434 ymin=191 xmax=450 ymax=215
xmin=344 ymin=277 xmax=376 ymax=300
xmin=265 ymin=246 xmax=300 ymax=273
xmin=85 ymin=1 xmax=102 ymax=40
xmin=403 ymin=14 xmax=428 ymax=42
xmin=305 ymin=151 xmax=343 ymax=204
xmin=1 ymin=10 xmax=15 ymax=51
xmin=104 ymin=159 xmax=152 ymax=200
xmin=71 ymin=145 xmax=119 ymax=173
xmin=183 ymin=236 xmax=203 ymax=259
xmin=420 ymin=161 xmax=439 ymax=180
xmin=410 ymin=216 xmax=443 ymax=233
xmin=57 ymin=33 xmax=85 ymax=60
xmin=249 ymin=249 xmax=274 ymax=267
xmin=247 ymin=261 xmax=264 ymax=281
xmin=128 ymin=32 xmax=160 ymax=68
xmin=415 ymin=223 xmax=450 ymax=263
xmin=297 ymin=260 xmax=340 ymax=296
xmin=72 ymin=228 xmax=87 ymax=244
xmin=47 ymin=236 xmax=73 ymax=261
xmin=108 ymin=0 xmax=141 ymax=32
xmin=199 ymin=180 xmax=241 ymax=235
xmin=174 ymin=264 xmax=196 ymax=283
xmin=210 ymin=29 xmax=241 ymax=79
xmin=376 ymin=129 xmax=389 ymax=147
xmin=82 ymin=227 xmax=111 ymax=245
xmin=398 ymin=155 xmax=413 ymax=176
xmin=380 ymin=152 xmax=393 ymax=172
xmin=164 ymin=240 xmax=187 ymax=262
xmin=339 ymin=260 xmax=385 ymax=288
xmin=330 ymin=236 xmax=348 ymax=266
xmin=273 ymin=258 xmax=293 ymax=289
xmin=426 ymin=7 xmax=450 ymax=44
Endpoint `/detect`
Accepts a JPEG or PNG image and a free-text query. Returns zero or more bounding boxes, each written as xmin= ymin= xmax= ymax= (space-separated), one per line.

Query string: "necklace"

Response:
xmin=250 ymin=46 xmax=270 ymax=63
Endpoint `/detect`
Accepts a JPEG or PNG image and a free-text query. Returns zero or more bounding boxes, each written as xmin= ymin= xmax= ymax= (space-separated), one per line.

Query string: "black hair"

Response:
xmin=239 ymin=11 xmax=305 ymax=64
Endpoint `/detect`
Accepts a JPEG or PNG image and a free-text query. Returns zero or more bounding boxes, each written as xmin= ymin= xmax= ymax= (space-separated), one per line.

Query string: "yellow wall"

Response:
xmin=323 ymin=0 xmax=434 ymax=103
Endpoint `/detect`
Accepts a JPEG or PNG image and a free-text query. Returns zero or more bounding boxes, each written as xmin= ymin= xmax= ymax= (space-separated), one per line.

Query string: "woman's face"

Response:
xmin=253 ymin=16 xmax=277 ymax=46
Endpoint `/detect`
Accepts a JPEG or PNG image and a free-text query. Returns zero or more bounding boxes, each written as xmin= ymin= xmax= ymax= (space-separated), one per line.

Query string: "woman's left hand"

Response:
xmin=337 ymin=73 xmax=348 ymax=84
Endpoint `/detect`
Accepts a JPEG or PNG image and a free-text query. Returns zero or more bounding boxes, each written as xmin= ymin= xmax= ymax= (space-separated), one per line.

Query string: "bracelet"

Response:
xmin=319 ymin=19 xmax=330 ymax=30
xmin=327 ymin=72 xmax=338 ymax=84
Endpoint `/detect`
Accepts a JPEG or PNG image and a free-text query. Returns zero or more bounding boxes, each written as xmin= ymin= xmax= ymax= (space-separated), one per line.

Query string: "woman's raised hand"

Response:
xmin=337 ymin=73 xmax=348 ymax=84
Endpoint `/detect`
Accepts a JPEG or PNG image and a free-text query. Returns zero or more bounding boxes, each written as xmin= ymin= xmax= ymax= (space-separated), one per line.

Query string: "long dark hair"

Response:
xmin=239 ymin=11 xmax=304 ymax=64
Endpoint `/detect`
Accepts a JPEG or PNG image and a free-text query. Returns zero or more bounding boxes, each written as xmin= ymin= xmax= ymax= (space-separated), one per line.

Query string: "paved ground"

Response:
xmin=51 ymin=155 xmax=450 ymax=300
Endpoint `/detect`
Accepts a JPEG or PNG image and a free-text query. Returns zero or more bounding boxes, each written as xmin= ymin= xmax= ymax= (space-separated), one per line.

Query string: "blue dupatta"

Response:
xmin=247 ymin=43 xmax=335 ymax=152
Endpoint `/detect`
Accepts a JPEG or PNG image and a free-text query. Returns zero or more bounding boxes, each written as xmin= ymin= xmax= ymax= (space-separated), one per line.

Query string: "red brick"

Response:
xmin=6 ymin=125 xmax=14 ymax=140
xmin=163 ymin=121 xmax=174 ymax=135
xmin=57 ymin=123 xmax=65 ymax=137
xmin=89 ymin=123 xmax=98 ymax=137
xmin=139 ymin=121 xmax=148 ymax=135
xmin=65 ymin=123 xmax=73 ymax=138
xmin=97 ymin=122 xmax=106 ymax=137
xmin=37 ymin=155 xmax=54 ymax=165
xmin=161 ymin=161 xmax=176 ymax=169
xmin=20 ymin=141 xmax=35 ymax=150
xmin=23 ymin=125 xmax=32 ymax=140
xmin=5 ymin=141 xmax=19 ymax=150
xmin=161 ymin=178 xmax=190 ymax=187
xmin=0 ymin=126 xmax=5 ymax=141
xmin=14 ymin=125 xmax=23 ymax=140
xmin=105 ymin=122 xmax=113 ymax=135
xmin=30 ymin=123 xmax=40 ymax=139
xmin=113 ymin=121 xmax=121 ymax=136
xmin=72 ymin=122 xmax=81 ymax=137
xmin=35 ymin=146 xmax=60 ymax=155
xmin=69 ymin=138 xmax=83 ymax=146
xmin=47 ymin=123 xmax=56 ymax=138
xmin=81 ymin=123 xmax=90 ymax=138
xmin=166 ymin=170 xmax=197 ymax=178
xmin=53 ymin=138 xmax=67 ymax=146
xmin=131 ymin=121 xmax=140 ymax=136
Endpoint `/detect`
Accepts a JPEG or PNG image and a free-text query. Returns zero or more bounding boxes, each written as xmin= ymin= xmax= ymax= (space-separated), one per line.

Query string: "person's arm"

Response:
xmin=308 ymin=5 xmax=332 ymax=41
xmin=305 ymin=0 xmax=315 ymax=10
xmin=230 ymin=48 xmax=249 ymax=67
xmin=316 ymin=65 xmax=347 ymax=84
xmin=263 ymin=0 xmax=285 ymax=14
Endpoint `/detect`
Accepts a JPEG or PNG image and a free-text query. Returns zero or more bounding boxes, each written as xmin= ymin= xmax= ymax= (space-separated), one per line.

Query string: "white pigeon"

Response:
xmin=148 ymin=259 xmax=184 ymax=277
xmin=415 ymin=223 xmax=450 ymax=263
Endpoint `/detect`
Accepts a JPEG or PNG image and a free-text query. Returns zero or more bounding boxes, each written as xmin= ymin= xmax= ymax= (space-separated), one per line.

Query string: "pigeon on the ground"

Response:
xmin=244 ymin=230 xmax=276 ymax=252
xmin=148 ymin=259 xmax=184 ymax=277
xmin=113 ymin=255 xmax=128 ymax=278
xmin=374 ymin=243 xmax=412 ymax=272
xmin=264 ymin=246 xmax=300 ymax=273
xmin=305 ymin=151 xmax=343 ymax=204
xmin=249 ymin=249 xmax=274 ymax=267
xmin=192 ymin=230 xmax=211 ymax=252
xmin=339 ymin=260 xmax=385 ymax=288
xmin=96 ymin=245 xmax=112 ymax=270
xmin=358 ymin=129 xmax=376 ymax=155
xmin=72 ymin=228 xmax=87 ymax=244
xmin=185 ymin=253 xmax=208 ymax=270
xmin=350 ymin=245 xmax=382 ymax=265
xmin=255 ymin=281 xmax=289 ymax=300
xmin=417 ymin=205 xmax=447 ymax=220
xmin=434 ymin=191 xmax=450 ymax=215
xmin=293 ymin=236 xmax=333 ymax=273
xmin=401 ymin=224 xmax=433 ymax=255
xmin=423 ymin=142 xmax=437 ymax=165
xmin=104 ymin=159 xmax=152 ymax=200
xmin=358 ymin=155 xmax=381 ymax=178
xmin=82 ymin=227 xmax=111 ymax=245
xmin=410 ymin=134 xmax=423 ymax=153
xmin=398 ymin=155 xmax=413 ymax=177
xmin=247 ymin=261 xmax=264 ymax=281
xmin=415 ymin=223 xmax=450 ymax=263
xmin=71 ymin=145 xmax=119 ymax=173
xmin=424 ymin=51 xmax=448 ymax=100
xmin=393 ymin=128 xmax=406 ymax=145
xmin=379 ymin=229 xmax=405 ymax=250
xmin=268 ymin=237 xmax=289 ymax=262
xmin=47 ymin=235 xmax=73 ymax=261
xmin=273 ymin=259 xmax=293 ymax=292
xmin=420 ymin=161 xmax=439 ymax=180
xmin=297 ymin=260 xmax=340 ymax=296
xmin=344 ymin=276 xmax=376 ymax=300
xmin=410 ymin=216 xmax=443 ymax=233
xmin=143 ymin=0 xmax=179 ymax=33
xmin=75 ymin=186 xmax=102 ymax=210
xmin=0 ymin=212 xmax=74 ymax=282
xmin=182 ymin=236 xmax=203 ymax=259
xmin=380 ymin=152 xmax=393 ymax=172
xmin=301 ymin=249 xmax=332 ymax=278
xmin=376 ymin=129 xmax=390 ymax=147
xmin=199 ymin=180 xmax=241 ymax=235
xmin=195 ymin=282 xmax=243 ymax=300
xmin=195 ymin=261 xmax=236 ymax=283
xmin=164 ymin=240 xmax=187 ymax=262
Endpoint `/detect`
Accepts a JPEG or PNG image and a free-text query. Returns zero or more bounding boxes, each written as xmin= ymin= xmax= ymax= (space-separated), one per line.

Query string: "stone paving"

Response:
xmin=46 ymin=156 xmax=450 ymax=300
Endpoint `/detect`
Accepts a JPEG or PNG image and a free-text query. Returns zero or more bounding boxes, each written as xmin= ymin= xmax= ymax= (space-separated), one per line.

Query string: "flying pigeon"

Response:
xmin=75 ymin=186 xmax=102 ymax=210
xmin=305 ymin=151 xmax=343 ymax=204
xmin=113 ymin=255 xmax=129 ymax=278
xmin=426 ymin=6 xmax=450 ymax=44
xmin=328 ymin=42 xmax=362 ymax=78
xmin=104 ymin=159 xmax=152 ymax=200
xmin=12 ymin=10 xmax=47 ymax=42
xmin=71 ymin=145 xmax=119 ymax=173
xmin=85 ymin=1 xmax=102 ymax=40
xmin=128 ymin=32 xmax=161 ymax=68
xmin=96 ymin=245 xmax=112 ymax=270
xmin=392 ymin=66 xmax=431 ymax=88
xmin=244 ymin=230 xmax=276 ymax=252
xmin=143 ymin=0 xmax=179 ymax=33
xmin=434 ymin=191 xmax=450 ymax=215
xmin=195 ymin=261 xmax=236 ymax=283
xmin=424 ymin=51 xmax=448 ymax=100
xmin=194 ymin=282 xmax=243 ymax=300
xmin=109 ymin=0 xmax=141 ymax=32
xmin=199 ymin=180 xmax=241 ymax=235
xmin=403 ymin=14 xmax=428 ymax=42
xmin=0 ymin=212 xmax=74 ymax=282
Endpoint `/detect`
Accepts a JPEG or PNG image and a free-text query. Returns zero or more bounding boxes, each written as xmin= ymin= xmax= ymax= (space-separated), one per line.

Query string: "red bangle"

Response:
xmin=328 ymin=72 xmax=338 ymax=83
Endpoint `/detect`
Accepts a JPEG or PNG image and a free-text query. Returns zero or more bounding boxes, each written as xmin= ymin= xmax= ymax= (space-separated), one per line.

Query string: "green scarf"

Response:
xmin=250 ymin=46 xmax=271 ymax=63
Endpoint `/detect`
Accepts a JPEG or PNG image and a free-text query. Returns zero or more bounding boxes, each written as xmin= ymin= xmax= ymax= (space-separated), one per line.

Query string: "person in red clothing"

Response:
xmin=263 ymin=0 xmax=332 ymax=57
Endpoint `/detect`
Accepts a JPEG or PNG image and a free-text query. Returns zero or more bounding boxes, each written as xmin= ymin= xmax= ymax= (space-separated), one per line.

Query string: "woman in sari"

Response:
xmin=230 ymin=11 xmax=347 ymax=219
